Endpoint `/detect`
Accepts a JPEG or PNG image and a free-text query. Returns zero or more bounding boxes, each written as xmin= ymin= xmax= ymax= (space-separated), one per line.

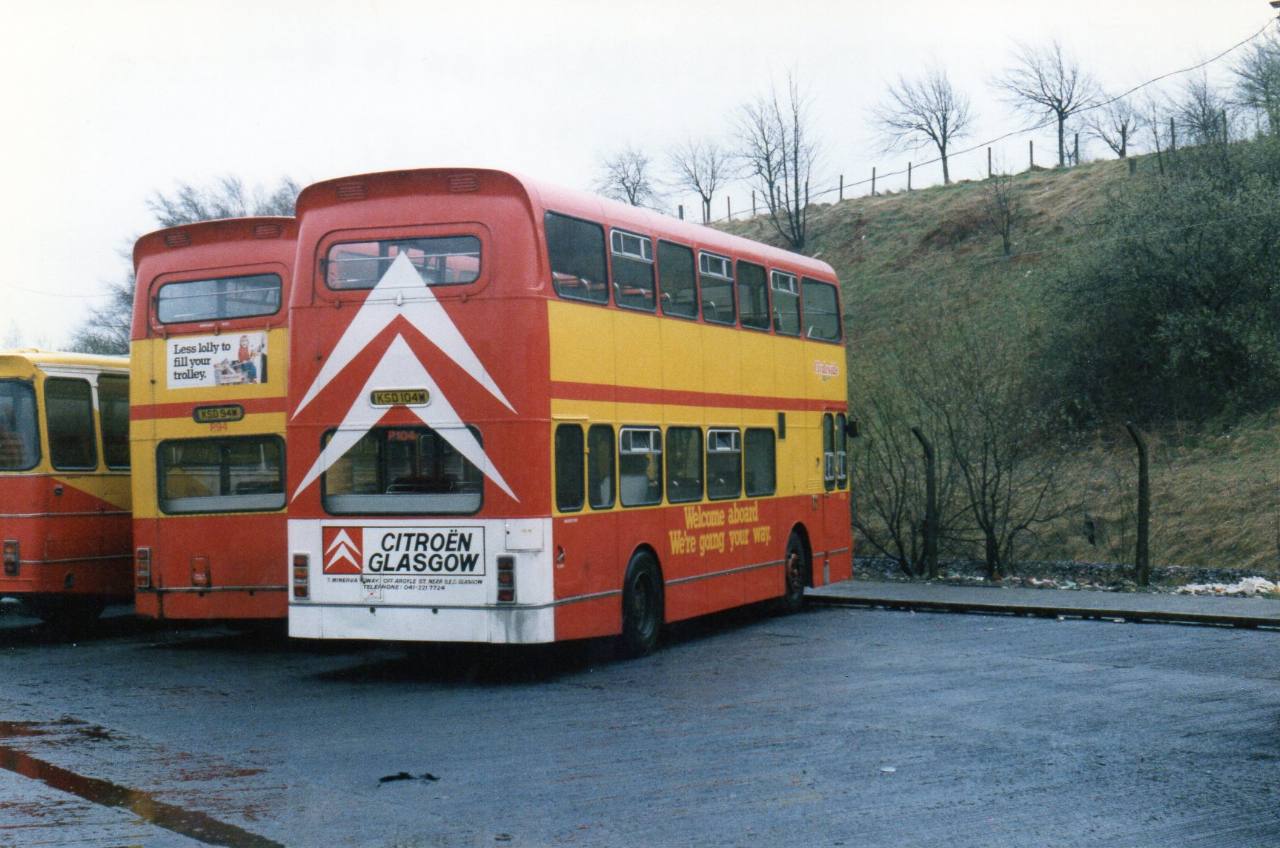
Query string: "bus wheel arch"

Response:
xmin=619 ymin=546 xmax=664 ymax=657
xmin=780 ymin=524 xmax=813 ymax=614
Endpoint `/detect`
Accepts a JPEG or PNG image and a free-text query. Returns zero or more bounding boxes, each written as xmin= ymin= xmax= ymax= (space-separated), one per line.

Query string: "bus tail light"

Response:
xmin=496 ymin=555 xmax=515 ymax=603
xmin=293 ymin=553 xmax=310 ymax=600
xmin=191 ymin=556 xmax=211 ymax=589
xmin=3 ymin=540 xmax=18 ymax=576
xmin=135 ymin=547 xmax=151 ymax=589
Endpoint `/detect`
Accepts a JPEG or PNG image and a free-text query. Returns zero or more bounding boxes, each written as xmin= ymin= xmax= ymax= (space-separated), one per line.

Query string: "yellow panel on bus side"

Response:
xmin=548 ymin=300 xmax=615 ymax=387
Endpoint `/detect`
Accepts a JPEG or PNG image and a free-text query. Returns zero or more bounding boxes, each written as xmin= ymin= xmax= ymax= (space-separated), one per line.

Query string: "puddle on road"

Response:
xmin=0 ymin=720 xmax=283 ymax=848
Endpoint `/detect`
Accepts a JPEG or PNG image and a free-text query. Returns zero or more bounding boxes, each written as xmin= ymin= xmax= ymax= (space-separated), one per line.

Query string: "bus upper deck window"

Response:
xmin=326 ymin=237 xmax=481 ymax=290
xmin=547 ymin=212 xmax=608 ymax=303
xmin=802 ymin=278 xmax=842 ymax=342
xmin=156 ymin=274 xmax=281 ymax=324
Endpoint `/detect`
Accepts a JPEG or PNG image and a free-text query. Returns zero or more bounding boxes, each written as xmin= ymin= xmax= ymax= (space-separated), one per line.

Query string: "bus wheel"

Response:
xmin=619 ymin=551 xmax=663 ymax=658
xmin=779 ymin=531 xmax=809 ymax=614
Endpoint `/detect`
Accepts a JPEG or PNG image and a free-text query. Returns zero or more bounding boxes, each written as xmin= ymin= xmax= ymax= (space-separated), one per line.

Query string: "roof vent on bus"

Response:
xmin=163 ymin=231 xmax=192 ymax=248
xmin=252 ymin=223 xmax=283 ymax=239
xmin=448 ymin=174 xmax=480 ymax=193
xmin=335 ymin=181 xmax=367 ymax=201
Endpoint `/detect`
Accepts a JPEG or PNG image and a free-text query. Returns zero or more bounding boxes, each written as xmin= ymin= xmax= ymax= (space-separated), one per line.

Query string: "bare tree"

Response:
xmin=982 ymin=170 xmax=1023 ymax=257
xmin=70 ymin=176 xmax=300 ymax=355
xmin=593 ymin=146 xmax=660 ymax=208
xmin=913 ymin=320 xmax=1068 ymax=579
xmin=994 ymin=40 xmax=1100 ymax=167
xmin=874 ymin=65 xmax=975 ymax=185
xmin=147 ymin=175 xmax=299 ymax=226
xmin=1085 ymin=96 xmax=1140 ymax=158
xmin=1176 ymin=74 xmax=1232 ymax=146
xmin=1232 ymin=30 xmax=1280 ymax=135
xmin=736 ymin=72 xmax=818 ymax=249
xmin=667 ymin=139 xmax=731 ymax=223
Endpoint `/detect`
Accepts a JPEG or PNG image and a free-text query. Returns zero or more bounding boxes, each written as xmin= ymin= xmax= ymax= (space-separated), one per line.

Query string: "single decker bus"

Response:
xmin=0 ymin=349 xmax=131 ymax=626
xmin=130 ymin=217 xmax=295 ymax=619
xmin=286 ymin=169 xmax=851 ymax=653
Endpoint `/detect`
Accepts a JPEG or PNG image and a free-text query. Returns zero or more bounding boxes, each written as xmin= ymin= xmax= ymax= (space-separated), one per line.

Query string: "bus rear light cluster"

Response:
xmin=190 ymin=557 xmax=211 ymax=589
xmin=292 ymin=553 xmax=310 ymax=600
xmin=135 ymin=547 xmax=151 ymax=589
xmin=3 ymin=540 xmax=18 ymax=576
xmin=496 ymin=555 xmax=516 ymax=603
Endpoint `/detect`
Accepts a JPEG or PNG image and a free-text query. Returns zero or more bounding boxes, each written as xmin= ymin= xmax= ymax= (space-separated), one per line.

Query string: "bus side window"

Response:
xmin=658 ymin=241 xmax=698 ymax=320
xmin=546 ymin=212 xmax=608 ymax=304
xmin=822 ymin=413 xmax=835 ymax=491
xmin=98 ymin=375 xmax=130 ymax=470
xmin=744 ymin=428 xmax=776 ymax=497
xmin=699 ymin=252 xmax=736 ymax=325
xmin=738 ymin=261 xmax=770 ymax=330
xmin=665 ymin=427 xmax=703 ymax=504
xmin=555 ymin=424 xmax=585 ymax=513
xmin=801 ymin=278 xmax=842 ymax=341
xmin=619 ymin=427 xmax=662 ymax=507
xmin=587 ymin=424 xmax=615 ymax=510
xmin=836 ymin=413 xmax=848 ymax=489
xmin=45 ymin=378 xmax=97 ymax=470
xmin=772 ymin=271 xmax=801 ymax=336
xmin=611 ymin=229 xmax=655 ymax=312
xmin=706 ymin=428 xmax=742 ymax=500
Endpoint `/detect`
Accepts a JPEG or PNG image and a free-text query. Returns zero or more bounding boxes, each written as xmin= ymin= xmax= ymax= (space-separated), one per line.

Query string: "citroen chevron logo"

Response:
xmin=291 ymin=253 xmax=518 ymax=503
xmin=323 ymin=527 xmax=362 ymax=574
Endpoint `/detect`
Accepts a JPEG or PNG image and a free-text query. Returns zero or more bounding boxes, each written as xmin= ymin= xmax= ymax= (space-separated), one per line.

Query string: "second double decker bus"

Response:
xmin=130 ymin=217 xmax=295 ymax=619
xmin=287 ymin=169 xmax=850 ymax=653
xmin=0 ymin=350 xmax=131 ymax=626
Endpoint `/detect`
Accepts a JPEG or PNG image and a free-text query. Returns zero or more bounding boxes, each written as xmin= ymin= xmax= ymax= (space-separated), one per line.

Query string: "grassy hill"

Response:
xmin=724 ymin=157 xmax=1280 ymax=576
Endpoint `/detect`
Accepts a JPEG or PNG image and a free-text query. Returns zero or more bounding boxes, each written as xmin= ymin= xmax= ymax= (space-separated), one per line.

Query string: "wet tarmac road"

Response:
xmin=0 ymin=603 xmax=1278 ymax=847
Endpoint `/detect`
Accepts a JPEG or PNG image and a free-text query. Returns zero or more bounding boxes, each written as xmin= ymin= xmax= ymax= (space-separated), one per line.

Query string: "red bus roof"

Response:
xmin=132 ymin=217 xmax=297 ymax=272
xmin=294 ymin=169 xmax=837 ymax=281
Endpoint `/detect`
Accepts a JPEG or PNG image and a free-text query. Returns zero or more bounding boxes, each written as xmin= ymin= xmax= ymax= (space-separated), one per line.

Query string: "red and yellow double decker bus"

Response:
xmin=286 ymin=169 xmax=850 ymax=653
xmin=0 ymin=350 xmax=131 ymax=626
xmin=130 ymin=217 xmax=294 ymax=619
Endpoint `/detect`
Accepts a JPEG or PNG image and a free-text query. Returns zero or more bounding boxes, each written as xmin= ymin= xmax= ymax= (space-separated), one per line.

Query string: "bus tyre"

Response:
xmin=779 ymin=532 xmax=809 ymax=614
xmin=619 ymin=552 xmax=663 ymax=658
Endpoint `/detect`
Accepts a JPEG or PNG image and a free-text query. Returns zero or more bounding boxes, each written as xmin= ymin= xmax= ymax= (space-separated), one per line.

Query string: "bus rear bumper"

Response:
xmin=288 ymin=602 xmax=556 ymax=644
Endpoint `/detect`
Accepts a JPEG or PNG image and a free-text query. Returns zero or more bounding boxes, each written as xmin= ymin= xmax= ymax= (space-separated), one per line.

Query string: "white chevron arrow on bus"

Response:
xmin=292 ymin=251 xmax=514 ymax=418
xmin=292 ymin=334 xmax=517 ymax=502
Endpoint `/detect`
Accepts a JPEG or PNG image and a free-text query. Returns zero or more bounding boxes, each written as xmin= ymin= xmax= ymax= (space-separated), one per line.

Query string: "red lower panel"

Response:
xmin=133 ymin=512 xmax=286 ymax=619
xmin=135 ymin=588 xmax=286 ymax=620
xmin=551 ymin=494 xmax=852 ymax=640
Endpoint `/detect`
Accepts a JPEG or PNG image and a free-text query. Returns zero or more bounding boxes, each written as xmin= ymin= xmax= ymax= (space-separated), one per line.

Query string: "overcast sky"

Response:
xmin=4 ymin=0 xmax=1274 ymax=347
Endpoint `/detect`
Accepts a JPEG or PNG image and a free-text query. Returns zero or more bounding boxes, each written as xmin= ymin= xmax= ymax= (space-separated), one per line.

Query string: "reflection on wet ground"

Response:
xmin=0 ymin=720 xmax=282 ymax=848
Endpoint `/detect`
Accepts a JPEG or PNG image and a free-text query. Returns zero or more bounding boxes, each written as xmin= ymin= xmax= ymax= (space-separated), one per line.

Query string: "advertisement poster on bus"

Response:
xmin=166 ymin=332 xmax=268 ymax=389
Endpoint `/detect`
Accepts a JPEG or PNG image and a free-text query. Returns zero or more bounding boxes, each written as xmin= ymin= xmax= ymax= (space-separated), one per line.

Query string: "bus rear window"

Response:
xmin=158 ymin=436 xmax=285 ymax=514
xmin=322 ymin=425 xmax=483 ymax=515
xmin=0 ymin=380 xmax=39 ymax=470
xmin=327 ymin=237 xmax=481 ymax=290
xmin=156 ymin=274 xmax=281 ymax=323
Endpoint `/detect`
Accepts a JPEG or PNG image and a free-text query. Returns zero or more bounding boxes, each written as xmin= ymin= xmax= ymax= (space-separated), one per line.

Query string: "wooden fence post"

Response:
xmin=1029 ymin=139 xmax=1034 ymax=169
xmin=988 ymin=147 xmax=993 ymax=178
xmin=1073 ymin=132 xmax=1079 ymax=166
xmin=1170 ymin=117 xmax=1177 ymax=152
xmin=678 ymin=204 xmax=684 ymax=220
xmin=751 ymin=190 xmax=756 ymax=216
xmin=911 ymin=427 xmax=939 ymax=580
xmin=726 ymin=196 xmax=732 ymax=220
xmin=907 ymin=161 xmax=912 ymax=191
xmin=839 ymin=174 xmax=843 ymax=201
xmin=1125 ymin=422 xmax=1151 ymax=587
xmin=871 ymin=167 xmax=877 ymax=196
